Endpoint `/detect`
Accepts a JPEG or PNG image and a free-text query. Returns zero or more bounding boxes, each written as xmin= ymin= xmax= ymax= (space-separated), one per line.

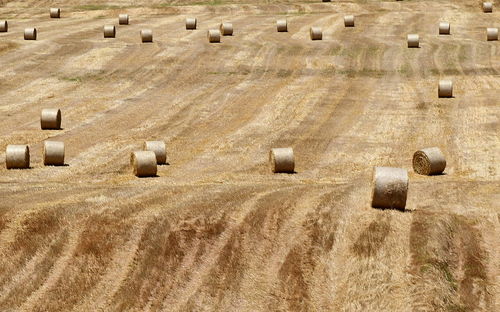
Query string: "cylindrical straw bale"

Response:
xmin=186 ymin=18 xmax=197 ymax=30
xmin=131 ymin=151 xmax=157 ymax=177
xmin=269 ymin=148 xmax=294 ymax=173
xmin=439 ymin=22 xmax=450 ymax=35
xmin=277 ymin=19 xmax=287 ymax=32
xmin=413 ymin=147 xmax=446 ymax=175
xmin=41 ymin=108 xmax=62 ymax=130
xmin=141 ymin=29 xmax=153 ymax=42
xmin=438 ymin=80 xmax=453 ymax=98
xmin=344 ymin=15 xmax=355 ymax=27
xmin=119 ymin=14 xmax=129 ymax=25
xmin=220 ymin=22 xmax=233 ymax=36
xmin=103 ymin=25 xmax=116 ymax=38
xmin=483 ymin=2 xmax=493 ymax=13
xmin=371 ymin=167 xmax=408 ymax=210
xmin=322 ymin=0 xmax=331 ymax=2
xmin=0 ymin=20 xmax=7 ymax=32
xmin=207 ymin=29 xmax=221 ymax=43
xmin=487 ymin=28 xmax=498 ymax=41
xmin=24 ymin=28 xmax=37 ymax=40
xmin=43 ymin=141 xmax=65 ymax=166
xmin=6 ymin=145 xmax=30 ymax=169
xmin=50 ymin=8 xmax=60 ymax=18
xmin=407 ymin=34 xmax=419 ymax=48
xmin=143 ymin=141 xmax=166 ymax=164
xmin=310 ymin=27 xmax=322 ymax=40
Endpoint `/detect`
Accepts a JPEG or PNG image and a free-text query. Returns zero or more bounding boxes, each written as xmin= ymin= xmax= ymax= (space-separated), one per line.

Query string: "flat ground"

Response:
xmin=0 ymin=1 xmax=498 ymax=311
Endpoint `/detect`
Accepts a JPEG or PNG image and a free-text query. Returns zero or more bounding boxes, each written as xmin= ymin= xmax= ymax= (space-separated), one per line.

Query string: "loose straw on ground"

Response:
xmin=41 ymin=108 xmax=62 ymax=130
xmin=43 ymin=141 xmax=65 ymax=166
xmin=371 ymin=167 xmax=408 ymax=210
xmin=270 ymin=148 xmax=295 ymax=173
xmin=143 ymin=141 xmax=167 ymax=164
xmin=24 ymin=28 xmax=37 ymax=40
xmin=6 ymin=145 xmax=30 ymax=169
xmin=413 ymin=147 xmax=446 ymax=175
xmin=131 ymin=151 xmax=157 ymax=177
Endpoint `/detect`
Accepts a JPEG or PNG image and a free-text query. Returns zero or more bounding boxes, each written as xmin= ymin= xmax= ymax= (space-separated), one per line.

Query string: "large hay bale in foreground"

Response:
xmin=220 ymin=22 xmax=233 ymax=36
xmin=103 ymin=25 xmax=116 ymax=38
xmin=131 ymin=151 xmax=157 ymax=177
xmin=344 ymin=15 xmax=355 ymax=27
xmin=50 ymin=8 xmax=60 ymax=18
xmin=310 ymin=27 xmax=322 ymax=40
xmin=6 ymin=145 xmax=30 ymax=169
xmin=141 ymin=29 xmax=153 ymax=42
xmin=43 ymin=141 xmax=65 ymax=166
xmin=41 ymin=108 xmax=61 ymax=130
xmin=438 ymin=80 xmax=453 ymax=97
xmin=371 ymin=167 xmax=408 ymax=210
xmin=439 ymin=22 xmax=450 ymax=35
xmin=24 ymin=28 xmax=37 ymax=40
xmin=119 ymin=14 xmax=129 ymax=25
xmin=413 ymin=147 xmax=446 ymax=175
xmin=186 ymin=18 xmax=197 ymax=30
xmin=143 ymin=141 xmax=167 ymax=164
xmin=269 ymin=148 xmax=294 ymax=173
xmin=0 ymin=20 xmax=7 ymax=32
xmin=407 ymin=34 xmax=419 ymax=48
xmin=487 ymin=28 xmax=498 ymax=41
xmin=277 ymin=19 xmax=287 ymax=32
xmin=207 ymin=29 xmax=221 ymax=43
xmin=483 ymin=2 xmax=493 ymax=13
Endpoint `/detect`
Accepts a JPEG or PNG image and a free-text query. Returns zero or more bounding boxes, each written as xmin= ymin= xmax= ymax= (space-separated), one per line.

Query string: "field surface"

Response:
xmin=0 ymin=1 xmax=498 ymax=311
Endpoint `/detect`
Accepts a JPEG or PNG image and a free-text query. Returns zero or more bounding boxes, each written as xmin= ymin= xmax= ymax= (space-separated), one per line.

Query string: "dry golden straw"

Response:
xmin=310 ymin=27 xmax=322 ymax=40
xmin=438 ymin=80 xmax=453 ymax=98
xmin=143 ymin=141 xmax=167 ymax=165
xmin=0 ymin=20 xmax=7 ymax=32
xmin=103 ymin=25 xmax=116 ymax=38
xmin=131 ymin=151 xmax=157 ymax=177
xmin=41 ymin=108 xmax=62 ymax=130
xmin=269 ymin=148 xmax=294 ymax=173
xmin=43 ymin=141 xmax=65 ymax=166
xmin=407 ymin=34 xmax=419 ymax=48
xmin=344 ymin=15 xmax=355 ymax=27
xmin=487 ymin=28 xmax=498 ymax=41
xmin=119 ymin=14 xmax=129 ymax=25
xmin=24 ymin=28 xmax=37 ymax=40
xmin=6 ymin=145 xmax=30 ymax=169
xmin=439 ymin=22 xmax=450 ymax=35
xmin=50 ymin=8 xmax=60 ymax=18
xmin=220 ymin=22 xmax=233 ymax=36
xmin=207 ymin=29 xmax=221 ymax=43
xmin=413 ymin=147 xmax=446 ymax=176
xmin=141 ymin=29 xmax=153 ymax=42
xmin=371 ymin=167 xmax=408 ymax=210
xmin=483 ymin=2 xmax=493 ymax=13
xmin=277 ymin=19 xmax=287 ymax=32
xmin=186 ymin=18 xmax=197 ymax=30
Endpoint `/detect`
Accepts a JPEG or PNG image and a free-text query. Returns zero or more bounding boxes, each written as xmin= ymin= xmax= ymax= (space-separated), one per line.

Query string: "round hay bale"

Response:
xmin=269 ymin=148 xmax=294 ymax=173
xmin=186 ymin=17 xmax=197 ymax=30
xmin=310 ymin=27 xmax=322 ymax=40
xmin=41 ymin=108 xmax=62 ymax=130
xmin=438 ymin=80 xmax=453 ymax=98
xmin=487 ymin=28 xmax=498 ymax=41
xmin=277 ymin=19 xmax=287 ymax=32
xmin=43 ymin=141 xmax=65 ymax=166
xmin=50 ymin=8 xmax=60 ymax=18
xmin=131 ymin=151 xmax=157 ymax=177
xmin=0 ymin=20 xmax=7 ymax=32
xmin=344 ymin=15 xmax=355 ymax=27
xmin=483 ymin=2 xmax=493 ymax=13
xmin=141 ymin=29 xmax=153 ymax=42
xmin=143 ymin=141 xmax=166 ymax=164
xmin=413 ymin=147 xmax=446 ymax=175
xmin=207 ymin=29 xmax=221 ymax=43
xmin=220 ymin=22 xmax=233 ymax=36
xmin=103 ymin=25 xmax=116 ymax=38
xmin=371 ymin=167 xmax=408 ymax=210
xmin=24 ymin=28 xmax=37 ymax=40
xmin=407 ymin=34 xmax=419 ymax=48
xmin=119 ymin=14 xmax=129 ymax=25
xmin=322 ymin=0 xmax=331 ymax=2
xmin=5 ymin=145 xmax=30 ymax=169
xmin=439 ymin=22 xmax=450 ymax=35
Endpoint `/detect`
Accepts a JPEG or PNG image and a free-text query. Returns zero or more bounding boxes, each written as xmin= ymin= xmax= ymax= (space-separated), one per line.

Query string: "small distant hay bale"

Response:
xmin=277 ymin=19 xmax=287 ymax=32
xmin=24 ymin=28 xmax=37 ymax=40
xmin=119 ymin=14 xmax=129 ymax=25
xmin=103 ymin=25 xmax=116 ymax=38
xmin=407 ymin=34 xmax=419 ymax=48
xmin=220 ymin=22 xmax=233 ymax=36
xmin=5 ymin=145 xmax=30 ymax=169
xmin=143 ymin=141 xmax=166 ymax=164
xmin=371 ymin=167 xmax=408 ymax=210
xmin=439 ymin=22 xmax=450 ymax=35
xmin=413 ymin=147 xmax=446 ymax=175
xmin=0 ymin=20 xmax=7 ymax=32
xmin=344 ymin=15 xmax=355 ymax=27
xmin=207 ymin=29 xmax=221 ymax=43
xmin=43 ymin=141 xmax=65 ymax=166
xmin=50 ymin=8 xmax=60 ymax=18
xmin=310 ymin=27 xmax=322 ymax=40
xmin=438 ymin=80 xmax=453 ymax=98
xmin=131 ymin=151 xmax=157 ymax=177
xmin=269 ymin=148 xmax=294 ymax=173
xmin=322 ymin=0 xmax=331 ymax=2
xmin=483 ymin=2 xmax=493 ymax=13
xmin=41 ymin=108 xmax=62 ymax=130
xmin=141 ymin=29 xmax=153 ymax=42
xmin=186 ymin=18 xmax=197 ymax=30
xmin=487 ymin=28 xmax=498 ymax=41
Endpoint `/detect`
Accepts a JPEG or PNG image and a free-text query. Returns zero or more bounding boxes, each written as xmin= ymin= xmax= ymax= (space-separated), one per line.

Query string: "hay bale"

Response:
xmin=104 ymin=25 xmax=116 ymax=38
xmin=483 ymin=2 xmax=493 ymax=13
xmin=131 ymin=151 xmax=157 ymax=177
xmin=322 ymin=0 xmax=331 ymax=2
xmin=143 ymin=141 xmax=166 ymax=164
xmin=50 ymin=8 xmax=60 ymax=18
xmin=41 ymin=108 xmax=61 ymax=130
xmin=407 ymin=34 xmax=419 ymax=48
xmin=344 ymin=15 xmax=355 ymax=27
xmin=438 ymin=80 xmax=453 ymax=97
xmin=5 ymin=145 xmax=30 ymax=169
xmin=413 ymin=147 xmax=446 ymax=175
xmin=371 ymin=167 xmax=408 ymax=210
xmin=141 ymin=29 xmax=153 ymax=42
xmin=43 ymin=141 xmax=65 ymax=166
xmin=186 ymin=18 xmax=197 ymax=30
xmin=277 ymin=19 xmax=287 ymax=32
xmin=269 ymin=148 xmax=294 ymax=173
xmin=24 ymin=28 xmax=37 ymax=40
xmin=220 ymin=22 xmax=233 ymax=36
xmin=310 ymin=27 xmax=322 ymax=40
xmin=0 ymin=20 xmax=7 ymax=32
xmin=119 ymin=14 xmax=129 ymax=25
xmin=439 ymin=22 xmax=450 ymax=35
xmin=207 ymin=29 xmax=221 ymax=43
xmin=487 ymin=28 xmax=498 ymax=41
